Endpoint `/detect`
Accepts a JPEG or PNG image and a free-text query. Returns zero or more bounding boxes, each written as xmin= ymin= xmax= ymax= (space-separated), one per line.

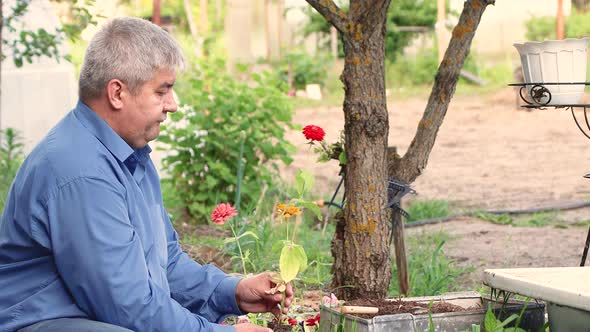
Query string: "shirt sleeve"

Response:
xmin=46 ymin=176 xmax=235 ymax=332
xmin=163 ymin=208 xmax=244 ymax=322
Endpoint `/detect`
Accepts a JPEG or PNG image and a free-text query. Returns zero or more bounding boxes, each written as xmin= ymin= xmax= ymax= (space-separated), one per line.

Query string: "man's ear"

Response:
xmin=106 ymin=79 xmax=126 ymax=110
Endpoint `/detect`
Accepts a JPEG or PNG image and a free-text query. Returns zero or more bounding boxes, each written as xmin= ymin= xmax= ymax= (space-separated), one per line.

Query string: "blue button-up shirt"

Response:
xmin=0 ymin=101 xmax=240 ymax=332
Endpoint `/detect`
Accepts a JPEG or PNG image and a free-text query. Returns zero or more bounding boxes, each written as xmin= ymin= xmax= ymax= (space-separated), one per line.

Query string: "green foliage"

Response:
xmin=271 ymin=49 xmax=334 ymax=90
xmin=525 ymin=10 xmax=590 ymax=41
xmin=0 ymin=128 xmax=25 ymax=213
xmin=482 ymin=306 xmax=526 ymax=332
xmin=389 ymin=231 xmax=468 ymax=296
xmin=301 ymin=0 xmax=442 ymax=61
xmin=405 ymin=199 xmax=451 ymax=223
xmin=461 ymin=303 xmax=529 ymax=332
xmin=2 ymin=0 xmax=97 ymax=67
xmin=386 ymin=0 xmax=439 ymax=61
xmin=182 ymin=179 xmax=334 ymax=287
xmin=159 ymin=59 xmax=297 ymax=222
xmin=387 ymin=48 xmax=439 ymax=86
xmin=387 ymin=47 xmax=481 ymax=87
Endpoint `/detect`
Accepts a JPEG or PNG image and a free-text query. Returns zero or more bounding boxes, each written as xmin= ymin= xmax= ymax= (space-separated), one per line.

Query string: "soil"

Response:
xmin=344 ymin=298 xmax=473 ymax=319
xmin=267 ymin=320 xmax=297 ymax=332
xmin=282 ymin=88 xmax=590 ymax=290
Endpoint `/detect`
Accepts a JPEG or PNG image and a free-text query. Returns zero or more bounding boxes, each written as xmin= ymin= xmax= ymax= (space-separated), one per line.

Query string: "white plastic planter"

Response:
xmin=514 ymin=38 xmax=590 ymax=105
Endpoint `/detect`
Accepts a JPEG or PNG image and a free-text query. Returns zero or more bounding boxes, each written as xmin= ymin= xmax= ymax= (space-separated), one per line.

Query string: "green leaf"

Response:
xmin=338 ymin=151 xmax=347 ymax=165
xmin=298 ymin=201 xmax=323 ymax=221
xmin=279 ymin=243 xmax=307 ymax=283
xmin=294 ymin=169 xmax=315 ymax=198
xmin=497 ymin=314 xmax=518 ymax=328
xmin=223 ymin=231 xmax=259 ymax=244
xmin=484 ymin=307 xmax=497 ymax=331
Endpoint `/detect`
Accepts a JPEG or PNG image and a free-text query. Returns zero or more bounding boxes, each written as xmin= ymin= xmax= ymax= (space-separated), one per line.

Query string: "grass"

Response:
xmin=405 ymin=199 xmax=452 ymax=223
xmin=389 ymin=230 xmax=469 ymax=297
xmin=473 ymin=211 xmax=562 ymax=227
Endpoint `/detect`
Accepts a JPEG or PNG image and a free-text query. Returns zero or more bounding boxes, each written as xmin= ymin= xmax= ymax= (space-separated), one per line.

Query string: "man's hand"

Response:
xmin=234 ymin=323 xmax=273 ymax=332
xmin=235 ymin=272 xmax=294 ymax=318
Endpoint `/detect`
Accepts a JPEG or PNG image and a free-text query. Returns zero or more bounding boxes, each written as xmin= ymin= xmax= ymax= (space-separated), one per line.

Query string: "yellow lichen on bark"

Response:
xmin=452 ymin=24 xmax=473 ymax=39
xmin=471 ymin=0 xmax=483 ymax=11
xmin=354 ymin=24 xmax=363 ymax=41
xmin=350 ymin=217 xmax=376 ymax=234
xmin=419 ymin=118 xmax=433 ymax=128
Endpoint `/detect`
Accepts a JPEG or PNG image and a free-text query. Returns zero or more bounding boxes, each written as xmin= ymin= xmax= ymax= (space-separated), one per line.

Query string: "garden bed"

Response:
xmin=320 ymin=291 xmax=545 ymax=332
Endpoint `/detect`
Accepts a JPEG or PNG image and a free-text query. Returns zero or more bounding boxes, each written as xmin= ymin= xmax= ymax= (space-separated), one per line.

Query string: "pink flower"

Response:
xmin=305 ymin=313 xmax=320 ymax=326
xmin=322 ymin=293 xmax=339 ymax=306
xmin=237 ymin=315 xmax=250 ymax=324
xmin=302 ymin=125 xmax=326 ymax=142
xmin=211 ymin=203 xmax=237 ymax=225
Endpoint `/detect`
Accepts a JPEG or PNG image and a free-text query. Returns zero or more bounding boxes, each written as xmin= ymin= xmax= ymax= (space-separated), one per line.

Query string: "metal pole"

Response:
xmin=580 ymin=225 xmax=590 ymax=266
xmin=152 ymin=0 xmax=161 ymax=26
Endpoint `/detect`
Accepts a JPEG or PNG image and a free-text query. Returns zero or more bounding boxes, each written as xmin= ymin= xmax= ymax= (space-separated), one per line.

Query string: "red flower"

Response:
xmin=287 ymin=317 xmax=298 ymax=326
xmin=211 ymin=203 xmax=237 ymax=225
xmin=302 ymin=125 xmax=326 ymax=142
xmin=305 ymin=313 xmax=320 ymax=326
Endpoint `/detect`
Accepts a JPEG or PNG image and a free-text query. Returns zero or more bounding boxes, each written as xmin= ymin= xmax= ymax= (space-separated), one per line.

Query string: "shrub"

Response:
xmin=159 ymin=59 xmax=297 ymax=222
xmin=271 ymin=49 xmax=334 ymax=91
xmin=0 ymin=128 xmax=25 ymax=213
xmin=525 ymin=10 xmax=590 ymax=41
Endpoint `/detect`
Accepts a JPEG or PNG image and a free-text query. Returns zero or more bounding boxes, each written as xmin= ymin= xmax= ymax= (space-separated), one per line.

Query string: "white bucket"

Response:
xmin=514 ymin=38 xmax=590 ymax=105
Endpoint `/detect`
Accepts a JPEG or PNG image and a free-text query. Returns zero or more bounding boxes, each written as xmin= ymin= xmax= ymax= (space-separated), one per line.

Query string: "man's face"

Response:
xmin=120 ymin=69 xmax=177 ymax=149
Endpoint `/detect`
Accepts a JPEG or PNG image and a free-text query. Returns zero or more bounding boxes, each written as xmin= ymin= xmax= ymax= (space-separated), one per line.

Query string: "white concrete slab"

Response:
xmin=483 ymin=267 xmax=590 ymax=312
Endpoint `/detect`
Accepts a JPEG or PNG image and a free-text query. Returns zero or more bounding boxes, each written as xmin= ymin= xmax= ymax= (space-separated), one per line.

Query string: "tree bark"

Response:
xmin=311 ymin=0 xmax=392 ymax=300
xmin=389 ymin=0 xmax=495 ymax=183
xmin=307 ymin=0 xmax=495 ymax=299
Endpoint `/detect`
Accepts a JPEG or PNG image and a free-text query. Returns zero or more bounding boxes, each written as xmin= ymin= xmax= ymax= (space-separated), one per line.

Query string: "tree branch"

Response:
xmin=305 ymin=0 xmax=348 ymax=34
xmin=389 ymin=0 xmax=495 ymax=182
xmin=349 ymin=0 xmax=391 ymax=37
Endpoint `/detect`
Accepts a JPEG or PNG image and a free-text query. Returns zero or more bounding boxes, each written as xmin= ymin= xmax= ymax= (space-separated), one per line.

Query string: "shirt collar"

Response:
xmin=73 ymin=100 xmax=151 ymax=163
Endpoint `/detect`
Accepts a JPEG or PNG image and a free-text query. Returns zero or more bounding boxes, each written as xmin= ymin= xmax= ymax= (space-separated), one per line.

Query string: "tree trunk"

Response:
xmin=307 ymin=0 xmax=494 ymax=299
xmin=572 ymin=0 xmax=590 ymax=12
xmin=329 ymin=1 xmax=392 ymax=300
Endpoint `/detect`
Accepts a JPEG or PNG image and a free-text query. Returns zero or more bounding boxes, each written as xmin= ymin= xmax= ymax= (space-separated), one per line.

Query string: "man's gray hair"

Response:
xmin=79 ymin=17 xmax=186 ymax=101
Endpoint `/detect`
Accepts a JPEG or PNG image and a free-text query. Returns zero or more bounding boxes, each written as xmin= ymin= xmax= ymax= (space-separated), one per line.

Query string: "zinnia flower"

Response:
xmin=305 ymin=313 xmax=320 ymax=326
xmin=211 ymin=203 xmax=237 ymax=225
xmin=275 ymin=203 xmax=301 ymax=219
xmin=302 ymin=125 xmax=326 ymax=142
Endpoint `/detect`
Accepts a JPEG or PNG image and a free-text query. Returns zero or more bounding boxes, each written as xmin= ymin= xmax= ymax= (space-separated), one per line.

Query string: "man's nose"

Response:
xmin=164 ymin=90 xmax=178 ymax=113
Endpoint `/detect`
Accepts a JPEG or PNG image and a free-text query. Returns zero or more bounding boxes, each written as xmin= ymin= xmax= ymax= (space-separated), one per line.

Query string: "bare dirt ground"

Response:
xmin=282 ymin=88 xmax=590 ymax=290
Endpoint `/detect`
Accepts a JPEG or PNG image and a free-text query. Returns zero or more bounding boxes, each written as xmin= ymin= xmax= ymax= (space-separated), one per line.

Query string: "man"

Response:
xmin=0 ymin=17 xmax=291 ymax=332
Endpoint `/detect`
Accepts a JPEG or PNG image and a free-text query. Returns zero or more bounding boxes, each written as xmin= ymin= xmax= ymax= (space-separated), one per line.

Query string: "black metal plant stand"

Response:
xmin=325 ymin=167 xmax=416 ymax=232
xmin=510 ymin=81 xmax=590 ymax=266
